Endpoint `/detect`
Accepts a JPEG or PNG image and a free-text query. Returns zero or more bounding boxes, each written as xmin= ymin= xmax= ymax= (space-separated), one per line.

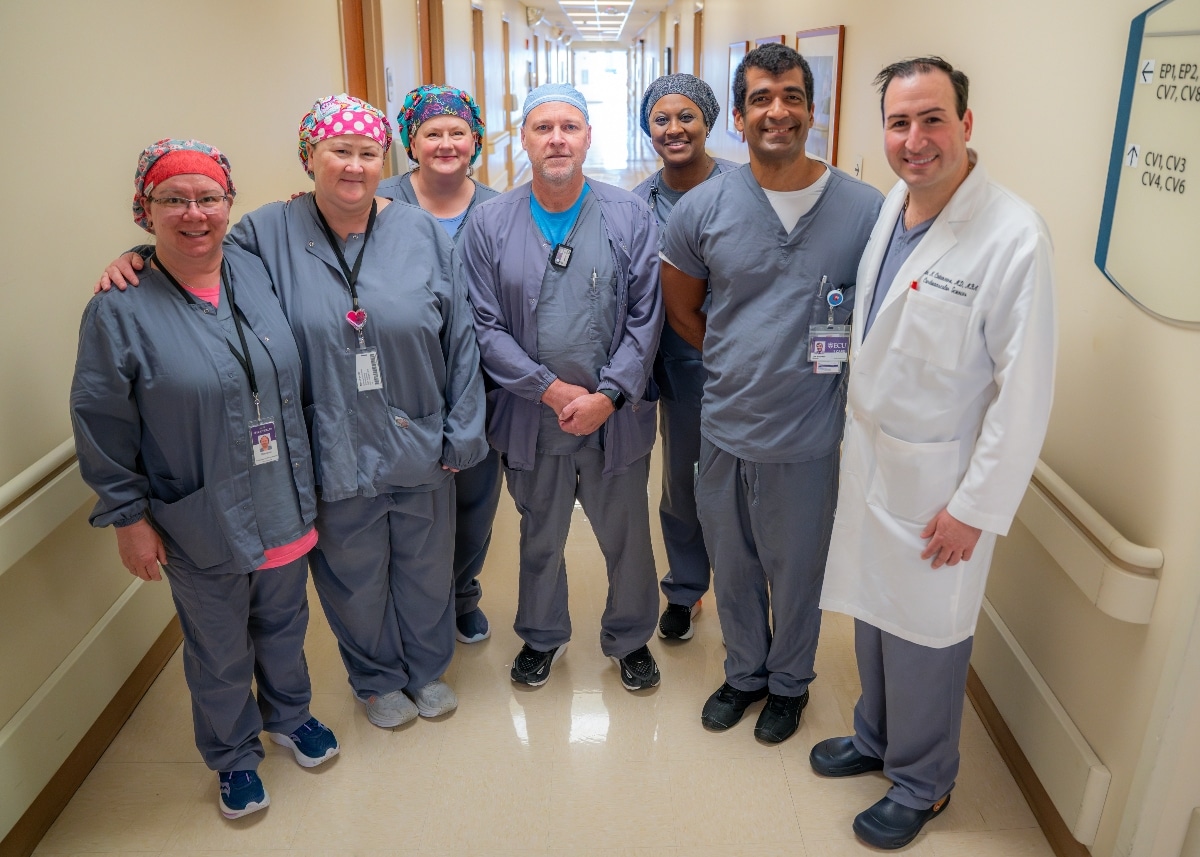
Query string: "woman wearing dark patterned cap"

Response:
xmin=72 ymin=139 xmax=338 ymax=820
xmin=632 ymin=74 xmax=740 ymax=643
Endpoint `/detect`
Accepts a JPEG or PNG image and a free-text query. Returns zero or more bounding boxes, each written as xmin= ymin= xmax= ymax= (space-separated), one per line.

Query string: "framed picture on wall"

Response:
xmin=796 ymin=25 xmax=846 ymax=165
xmin=756 ymin=35 xmax=785 ymax=45
xmin=727 ymin=40 xmax=749 ymax=139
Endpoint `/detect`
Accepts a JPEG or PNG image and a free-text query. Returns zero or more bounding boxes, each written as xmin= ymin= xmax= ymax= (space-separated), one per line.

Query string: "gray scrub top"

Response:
xmin=631 ymin=157 xmax=742 ymax=233
xmin=661 ymin=166 xmax=883 ymax=463
xmin=633 ymin=159 xmax=741 ymax=404
xmin=71 ymin=244 xmax=316 ymax=572
xmin=460 ymin=179 xmax=663 ymax=475
xmin=533 ymin=194 xmax=618 ymax=453
xmin=227 ymin=194 xmax=488 ymax=501
xmin=377 ymin=172 xmax=499 ymax=245
xmin=210 ymin=285 xmax=308 ymax=549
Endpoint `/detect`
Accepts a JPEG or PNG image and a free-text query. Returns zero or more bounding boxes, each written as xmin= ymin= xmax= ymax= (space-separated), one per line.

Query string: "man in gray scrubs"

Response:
xmin=661 ymin=43 xmax=882 ymax=743
xmin=461 ymin=83 xmax=664 ymax=691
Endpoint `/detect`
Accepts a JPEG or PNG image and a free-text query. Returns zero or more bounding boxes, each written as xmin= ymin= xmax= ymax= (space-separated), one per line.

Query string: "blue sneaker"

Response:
xmin=269 ymin=717 xmax=339 ymax=768
xmin=218 ymin=770 xmax=269 ymax=819
xmin=455 ymin=607 xmax=491 ymax=643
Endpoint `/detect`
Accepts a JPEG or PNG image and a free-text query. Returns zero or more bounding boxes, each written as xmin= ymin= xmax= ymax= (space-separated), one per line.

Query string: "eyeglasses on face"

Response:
xmin=147 ymin=194 xmax=229 ymax=213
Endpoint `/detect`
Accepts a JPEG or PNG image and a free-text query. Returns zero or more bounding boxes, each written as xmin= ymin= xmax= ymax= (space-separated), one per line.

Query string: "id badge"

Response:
xmin=355 ymin=347 xmax=383 ymax=391
xmin=550 ymin=243 xmax=573 ymax=269
xmin=808 ymin=324 xmax=850 ymax=363
xmin=250 ymin=419 xmax=280 ymax=465
xmin=813 ymin=360 xmax=843 ymax=375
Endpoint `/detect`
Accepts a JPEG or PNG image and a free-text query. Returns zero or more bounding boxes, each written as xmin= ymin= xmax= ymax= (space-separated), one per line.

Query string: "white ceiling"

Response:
xmin=534 ymin=0 xmax=674 ymax=45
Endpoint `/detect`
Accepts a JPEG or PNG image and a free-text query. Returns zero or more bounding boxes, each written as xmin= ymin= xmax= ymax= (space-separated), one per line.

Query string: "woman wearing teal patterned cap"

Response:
xmin=381 ymin=85 xmax=493 ymax=242
xmin=378 ymin=84 xmax=502 ymax=646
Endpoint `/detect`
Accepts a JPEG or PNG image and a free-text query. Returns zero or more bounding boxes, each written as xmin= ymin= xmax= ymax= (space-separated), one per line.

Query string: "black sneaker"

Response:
xmin=701 ymin=682 xmax=769 ymax=730
xmin=612 ymin=645 xmax=661 ymax=690
xmin=753 ymin=690 xmax=810 ymax=744
xmin=510 ymin=643 xmax=567 ymax=687
xmin=657 ymin=599 xmax=701 ymax=640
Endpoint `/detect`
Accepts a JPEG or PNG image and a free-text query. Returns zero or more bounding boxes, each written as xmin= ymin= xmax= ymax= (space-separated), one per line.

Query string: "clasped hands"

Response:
xmin=541 ymin=379 xmax=615 ymax=437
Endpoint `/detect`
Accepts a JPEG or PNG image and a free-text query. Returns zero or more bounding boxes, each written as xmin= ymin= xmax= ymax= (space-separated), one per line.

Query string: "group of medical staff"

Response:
xmin=71 ymin=41 xmax=1055 ymax=850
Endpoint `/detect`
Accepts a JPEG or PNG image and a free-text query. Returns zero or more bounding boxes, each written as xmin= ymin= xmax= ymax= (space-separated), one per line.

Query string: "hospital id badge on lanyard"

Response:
xmin=156 ymin=253 xmax=284 ymax=466
xmin=316 ymin=201 xmax=384 ymax=393
xmin=809 ymin=275 xmax=850 ymax=375
xmin=250 ymin=419 xmax=280 ymax=465
xmin=346 ymin=307 xmax=383 ymax=391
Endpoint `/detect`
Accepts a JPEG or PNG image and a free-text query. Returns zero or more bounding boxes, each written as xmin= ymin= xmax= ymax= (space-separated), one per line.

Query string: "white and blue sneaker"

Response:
xmin=269 ymin=717 xmax=340 ymax=768
xmin=218 ymin=770 xmax=269 ymax=819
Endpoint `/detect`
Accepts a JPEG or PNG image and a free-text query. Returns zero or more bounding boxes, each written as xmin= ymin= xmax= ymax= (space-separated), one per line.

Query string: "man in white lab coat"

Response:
xmin=813 ymin=57 xmax=1056 ymax=849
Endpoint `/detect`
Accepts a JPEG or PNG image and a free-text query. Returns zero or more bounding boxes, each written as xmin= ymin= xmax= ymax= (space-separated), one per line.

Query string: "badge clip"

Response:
xmin=550 ymin=243 xmax=573 ymax=269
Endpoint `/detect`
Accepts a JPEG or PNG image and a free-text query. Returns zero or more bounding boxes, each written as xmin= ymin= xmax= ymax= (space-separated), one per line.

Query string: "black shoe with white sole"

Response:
xmin=510 ymin=643 xmax=567 ymax=687
xmin=612 ymin=645 xmax=661 ymax=690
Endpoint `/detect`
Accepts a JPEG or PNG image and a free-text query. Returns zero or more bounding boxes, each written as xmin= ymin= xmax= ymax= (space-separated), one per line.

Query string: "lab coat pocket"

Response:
xmin=149 ymin=486 xmax=233 ymax=570
xmin=892 ymin=289 xmax=971 ymax=371
xmin=866 ymin=428 xmax=960 ymax=524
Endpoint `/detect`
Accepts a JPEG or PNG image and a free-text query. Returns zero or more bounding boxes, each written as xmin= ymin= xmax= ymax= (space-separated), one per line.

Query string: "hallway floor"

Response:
xmin=32 ymin=126 xmax=1055 ymax=857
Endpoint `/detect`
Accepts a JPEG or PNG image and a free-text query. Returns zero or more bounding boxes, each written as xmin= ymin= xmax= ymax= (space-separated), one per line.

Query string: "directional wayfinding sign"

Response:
xmin=1096 ymin=0 xmax=1200 ymax=322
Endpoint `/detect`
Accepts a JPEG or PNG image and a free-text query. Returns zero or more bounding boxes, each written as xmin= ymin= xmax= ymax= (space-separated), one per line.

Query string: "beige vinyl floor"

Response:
xmin=32 ymin=114 xmax=1055 ymax=857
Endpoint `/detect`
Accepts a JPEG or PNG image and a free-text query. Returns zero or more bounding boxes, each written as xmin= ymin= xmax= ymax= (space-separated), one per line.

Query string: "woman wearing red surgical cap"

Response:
xmin=72 ymin=139 xmax=338 ymax=821
xmin=376 ymin=84 xmax=500 ymax=645
xmin=99 ymin=95 xmax=488 ymax=732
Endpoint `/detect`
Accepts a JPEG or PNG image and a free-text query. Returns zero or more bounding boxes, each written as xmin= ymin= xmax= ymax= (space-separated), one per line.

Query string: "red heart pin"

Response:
xmin=346 ymin=309 xmax=367 ymax=330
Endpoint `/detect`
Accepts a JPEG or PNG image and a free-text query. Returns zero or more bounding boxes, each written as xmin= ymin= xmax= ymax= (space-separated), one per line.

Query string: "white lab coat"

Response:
xmin=820 ymin=152 xmax=1057 ymax=648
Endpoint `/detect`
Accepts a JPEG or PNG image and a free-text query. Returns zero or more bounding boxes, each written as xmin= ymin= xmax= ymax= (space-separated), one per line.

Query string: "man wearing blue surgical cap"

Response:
xmin=460 ymin=83 xmax=665 ymax=692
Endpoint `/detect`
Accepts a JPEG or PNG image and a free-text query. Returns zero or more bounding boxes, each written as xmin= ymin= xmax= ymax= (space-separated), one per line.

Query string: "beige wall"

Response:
xmin=684 ymin=2 xmax=1200 ymax=856
xmin=0 ymin=0 xmax=344 ymax=487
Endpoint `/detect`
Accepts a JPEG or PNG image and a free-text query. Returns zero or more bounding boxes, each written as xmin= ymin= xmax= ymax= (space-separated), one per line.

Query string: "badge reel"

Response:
xmin=348 ymin=309 xmax=383 ymax=392
xmin=809 ymin=276 xmax=850 ymax=375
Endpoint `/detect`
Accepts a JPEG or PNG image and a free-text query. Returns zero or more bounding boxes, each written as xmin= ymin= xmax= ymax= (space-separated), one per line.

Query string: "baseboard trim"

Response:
xmin=0 ymin=617 xmax=182 ymax=857
xmin=966 ymin=666 xmax=1091 ymax=857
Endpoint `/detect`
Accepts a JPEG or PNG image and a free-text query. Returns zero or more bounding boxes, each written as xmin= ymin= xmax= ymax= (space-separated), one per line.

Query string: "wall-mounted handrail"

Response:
xmin=1030 ymin=460 xmax=1162 ymax=573
xmin=0 ymin=438 xmax=93 ymax=580
xmin=1016 ymin=459 xmax=1162 ymax=624
xmin=0 ymin=438 xmax=77 ymax=513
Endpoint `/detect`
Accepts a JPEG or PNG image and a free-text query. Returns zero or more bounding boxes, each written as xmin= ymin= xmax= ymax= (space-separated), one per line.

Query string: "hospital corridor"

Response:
xmin=3 ymin=1 xmax=1200 ymax=856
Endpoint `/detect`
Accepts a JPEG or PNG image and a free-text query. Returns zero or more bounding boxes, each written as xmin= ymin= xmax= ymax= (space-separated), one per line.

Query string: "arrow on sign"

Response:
xmin=1140 ymin=60 xmax=1155 ymax=83
xmin=1126 ymin=144 xmax=1140 ymax=167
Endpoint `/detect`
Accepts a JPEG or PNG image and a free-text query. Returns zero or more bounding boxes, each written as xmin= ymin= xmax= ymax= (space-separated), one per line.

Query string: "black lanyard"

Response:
xmin=154 ymin=253 xmax=262 ymax=417
xmin=314 ymin=199 xmax=378 ymax=311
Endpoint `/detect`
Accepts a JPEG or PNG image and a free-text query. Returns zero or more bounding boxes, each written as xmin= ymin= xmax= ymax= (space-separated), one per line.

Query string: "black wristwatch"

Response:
xmin=598 ymin=388 xmax=626 ymax=410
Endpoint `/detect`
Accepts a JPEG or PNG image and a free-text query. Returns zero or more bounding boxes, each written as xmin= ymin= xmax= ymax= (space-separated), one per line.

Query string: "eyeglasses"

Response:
xmin=147 ymin=194 xmax=229 ymax=213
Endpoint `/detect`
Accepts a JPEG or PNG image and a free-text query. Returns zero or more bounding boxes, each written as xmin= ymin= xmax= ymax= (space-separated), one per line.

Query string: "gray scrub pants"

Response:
xmin=852 ymin=620 xmax=974 ymax=809
xmin=657 ymin=393 xmax=711 ymax=608
xmin=504 ymin=448 xmax=658 ymax=658
xmin=453 ymin=447 xmax=502 ymax=616
xmin=696 ymin=440 xmax=838 ymax=696
xmin=310 ymin=485 xmax=456 ymax=701
xmin=163 ymin=556 xmax=312 ymax=773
